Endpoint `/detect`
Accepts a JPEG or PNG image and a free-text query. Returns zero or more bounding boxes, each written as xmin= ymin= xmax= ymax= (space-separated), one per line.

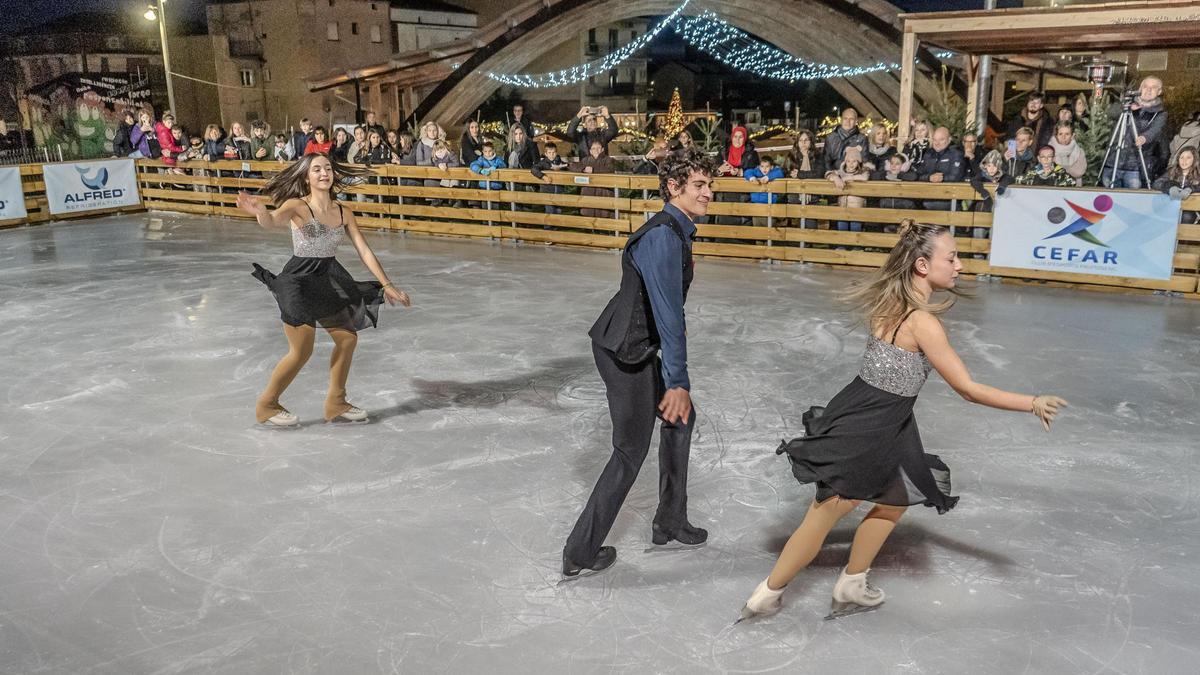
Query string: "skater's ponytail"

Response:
xmin=262 ymin=152 xmax=372 ymax=205
xmin=843 ymin=218 xmax=965 ymax=329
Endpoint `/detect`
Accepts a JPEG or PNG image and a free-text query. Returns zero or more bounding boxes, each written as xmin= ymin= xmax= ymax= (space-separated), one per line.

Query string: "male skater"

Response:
xmin=563 ymin=148 xmax=716 ymax=576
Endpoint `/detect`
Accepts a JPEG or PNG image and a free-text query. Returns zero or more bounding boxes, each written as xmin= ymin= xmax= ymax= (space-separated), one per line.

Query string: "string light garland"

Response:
xmin=485 ymin=0 xmax=692 ymax=88
xmin=485 ymin=5 xmax=955 ymax=88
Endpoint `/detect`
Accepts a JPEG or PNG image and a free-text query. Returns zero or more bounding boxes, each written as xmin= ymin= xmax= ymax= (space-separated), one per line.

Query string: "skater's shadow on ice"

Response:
xmin=370 ymin=355 xmax=594 ymax=421
xmin=764 ymin=521 xmax=1016 ymax=572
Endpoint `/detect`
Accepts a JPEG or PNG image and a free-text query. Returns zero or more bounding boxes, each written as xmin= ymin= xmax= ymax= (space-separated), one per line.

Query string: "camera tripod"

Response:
xmin=1101 ymin=101 xmax=1152 ymax=188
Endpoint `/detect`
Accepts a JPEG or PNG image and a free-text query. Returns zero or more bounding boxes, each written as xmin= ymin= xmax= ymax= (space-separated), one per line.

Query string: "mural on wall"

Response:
xmin=24 ymin=73 xmax=153 ymax=159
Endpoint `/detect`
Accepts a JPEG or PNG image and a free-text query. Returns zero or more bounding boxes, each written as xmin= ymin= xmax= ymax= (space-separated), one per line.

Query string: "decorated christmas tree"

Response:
xmin=662 ymin=87 xmax=685 ymax=139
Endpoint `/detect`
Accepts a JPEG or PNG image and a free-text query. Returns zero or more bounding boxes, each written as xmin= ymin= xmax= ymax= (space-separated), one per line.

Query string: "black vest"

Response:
xmin=589 ymin=209 xmax=694 ymax=364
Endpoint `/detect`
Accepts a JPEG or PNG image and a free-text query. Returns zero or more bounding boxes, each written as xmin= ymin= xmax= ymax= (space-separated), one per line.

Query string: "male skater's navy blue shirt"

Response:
xmin=630 ymin=202 xmax=695 ymax=391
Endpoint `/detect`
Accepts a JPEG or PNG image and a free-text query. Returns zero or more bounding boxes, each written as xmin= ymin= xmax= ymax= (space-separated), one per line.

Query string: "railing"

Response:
xmin=129 ymin=159 xmax=1200 ymax=297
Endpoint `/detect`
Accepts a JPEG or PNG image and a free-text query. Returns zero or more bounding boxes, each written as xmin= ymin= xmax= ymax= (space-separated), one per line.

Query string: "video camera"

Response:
xmin=1121 ymin=89 xmax=1139 ymax=108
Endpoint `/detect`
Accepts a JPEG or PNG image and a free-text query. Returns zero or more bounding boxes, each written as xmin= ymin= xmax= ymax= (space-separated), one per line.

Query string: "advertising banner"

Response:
xmin=0 ymin=166 xmax=27 ymax=220
xmin=43 ymin=159 xmax=141 ymax=216
xmin=990 ymin=187 xmax=1181 ymax=281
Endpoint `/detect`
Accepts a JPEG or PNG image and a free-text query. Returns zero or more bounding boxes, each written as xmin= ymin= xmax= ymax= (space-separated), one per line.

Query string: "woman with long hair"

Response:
xmin=1153 ymin=146 xmax=1200 ymax=224
xmin=460 ymin=119 xmax=484 ymax=165
xmin=236 ymin=153 xmax=412 ymax=426
xmin=788 ymin=129 xmax=825 ymax=180
xmin=331 ymin=127 xmax=352 ymax=163
xmin=739 ymin=220 xmax=1066 ymax=621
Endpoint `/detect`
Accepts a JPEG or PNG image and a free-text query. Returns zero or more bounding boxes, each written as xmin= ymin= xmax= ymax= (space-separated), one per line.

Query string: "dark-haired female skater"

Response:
xmin=237 ymin=153 xmax=411 ymax=426
xmin=740 ymin=220 xmax=1066 ymax=621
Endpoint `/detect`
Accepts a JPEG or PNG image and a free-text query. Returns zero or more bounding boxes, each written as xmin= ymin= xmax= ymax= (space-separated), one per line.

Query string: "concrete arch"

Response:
xmin=415 ymin=0 xmax=947 ymax=125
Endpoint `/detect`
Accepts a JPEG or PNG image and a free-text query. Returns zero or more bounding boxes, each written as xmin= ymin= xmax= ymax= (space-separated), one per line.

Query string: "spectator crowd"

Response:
xmin=112 ymin=74 xmax=1200 ymax=227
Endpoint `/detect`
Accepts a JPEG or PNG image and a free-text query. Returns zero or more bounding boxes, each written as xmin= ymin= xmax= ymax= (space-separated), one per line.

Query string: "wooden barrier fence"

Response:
xmin=6 ymin=159 xmax=1198 ymax=299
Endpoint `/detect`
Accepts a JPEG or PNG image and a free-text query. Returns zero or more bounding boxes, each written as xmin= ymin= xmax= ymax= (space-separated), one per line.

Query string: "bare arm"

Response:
xmin=236 ymin=193 xmax=301 ymax=229
xmin=342 ymin=208 xmax=411 ymax=307
xmin=913 ymin=311 xmax=1037 ymax=412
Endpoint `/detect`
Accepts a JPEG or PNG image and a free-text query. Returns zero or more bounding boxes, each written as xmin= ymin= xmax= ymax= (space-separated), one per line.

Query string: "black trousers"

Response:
xmin=563 ymin=342 xmax=696 ymax=563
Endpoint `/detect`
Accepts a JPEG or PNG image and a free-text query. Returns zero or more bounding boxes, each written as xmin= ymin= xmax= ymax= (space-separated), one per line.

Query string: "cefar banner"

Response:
xmin=0 ymin=166 xmax=27 ymax=221
xmin=43 ymin=158 xmax=141 ymax=216
xmin=990 ymin=187 xmax=1181 ymax=281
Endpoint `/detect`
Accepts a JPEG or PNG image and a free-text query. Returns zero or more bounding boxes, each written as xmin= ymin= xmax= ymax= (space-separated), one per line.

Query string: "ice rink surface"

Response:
xmin=1 ymin=213 xmax=1198 ymax=674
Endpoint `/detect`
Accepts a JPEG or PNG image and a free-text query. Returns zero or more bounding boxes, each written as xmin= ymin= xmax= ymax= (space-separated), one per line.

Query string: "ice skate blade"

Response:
xmin=733 ymin=603 xmax=779 ymax=626
xmin=556 ymin=568 xmax=609 ymax=586
xmin=642 ymin=541 xmax=708 ymax=554
xmin=256 ymin=421 xmax=300 ymax=430
xmin=325 ymin=416 xmax=370 ymax=425
xmin=824 ymin=600 xmax=883 ymax=621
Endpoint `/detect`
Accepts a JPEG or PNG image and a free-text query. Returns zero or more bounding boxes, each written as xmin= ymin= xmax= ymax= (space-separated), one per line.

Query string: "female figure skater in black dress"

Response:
xmin=740 ymin=219 xmax=1066 ymax=621
xmin=237 ymin=153 xmax=411 ymax=426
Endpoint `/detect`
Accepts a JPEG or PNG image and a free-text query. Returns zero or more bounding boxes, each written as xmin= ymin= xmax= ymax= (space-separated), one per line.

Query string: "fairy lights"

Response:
xmin=485 ymin=5 xmax=955 ymax=88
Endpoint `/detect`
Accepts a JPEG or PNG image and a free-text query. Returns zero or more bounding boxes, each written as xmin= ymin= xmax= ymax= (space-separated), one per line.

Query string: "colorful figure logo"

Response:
xmin=76 ymin=165 xmax=109 ymax=190
xmin=1044 ymin=195 xmax=1113 ymax=248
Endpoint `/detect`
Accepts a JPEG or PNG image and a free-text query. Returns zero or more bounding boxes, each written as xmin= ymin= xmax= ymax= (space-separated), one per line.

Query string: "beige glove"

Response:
xmin=1031 ymin=395 xmax=1067 ymax=431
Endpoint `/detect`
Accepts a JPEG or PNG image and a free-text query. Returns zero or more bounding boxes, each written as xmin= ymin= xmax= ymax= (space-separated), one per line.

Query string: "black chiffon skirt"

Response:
xmin=776 ymin=377 xmax=959 ymax=514
xmin=252 ymin=256 xmax=384 ymax=332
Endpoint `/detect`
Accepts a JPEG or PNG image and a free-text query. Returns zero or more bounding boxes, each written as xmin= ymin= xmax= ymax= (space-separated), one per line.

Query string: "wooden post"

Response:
xmin=964 ymin=55 xmax=981 ymax=131
xmin=897 ymin=30 xmax=918 ymax=148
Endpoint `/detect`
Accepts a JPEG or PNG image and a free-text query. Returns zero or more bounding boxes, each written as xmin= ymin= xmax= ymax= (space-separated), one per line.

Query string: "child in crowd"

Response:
xmin=470 ymin=141 xmax=506 ymax=190
xmin=424 ymin=140 xmax=461 ymax=207
xmin=532 ymin=141 xmax=570 ymax=215
xmin=273 ymin=134 xmax=292 ymax=162
xmin=744 ymin=155 xmax=785 ymax=227
xmin=826 ymin=145 xmax=871 ymax=232
xmin=1016 ymin=146 xmax=1077 ymax=187
xmin=877 ymin=153 xmax=917 ymax=214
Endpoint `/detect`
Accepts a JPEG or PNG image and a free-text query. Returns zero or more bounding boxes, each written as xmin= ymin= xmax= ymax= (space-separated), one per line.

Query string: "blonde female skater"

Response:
xmin=741 ymin=220 xmax=1066 ymax=621
xmin=237 ymin=153 xmax=411 ymax=426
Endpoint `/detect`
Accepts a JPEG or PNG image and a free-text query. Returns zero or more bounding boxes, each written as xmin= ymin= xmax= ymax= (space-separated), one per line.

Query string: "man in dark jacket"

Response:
xmin=566 ymin=105 xmax=618 ymax=158
xmin=822 ymin=108 xmax=867 ymax=168
xmin=1006 ymin=91 xmax=1054 ymax=150
xmin=916 ymin=126 xmax=967 ymax=210
xmin=511 ymin=103 xmax=536 ymax=141
xmin=562 ymin=148 xmax=716 ymax=578
xmin=1101 ymin=76 xmax=1167 ymax=189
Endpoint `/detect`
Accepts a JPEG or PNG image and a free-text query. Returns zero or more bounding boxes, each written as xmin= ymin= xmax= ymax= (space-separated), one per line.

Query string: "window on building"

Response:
xmin=588 ymin=29 xmax=596 ymax=43
xmin=630 ymin=31 xmax=637 ymax=41
xmin=327 ymin=22 xmax=339 ymax=40
xmin=240 ymin=69 xmax=255 ymax=87
xmin=263 ymin=68 xmax=272 ymax=82
xmin=370 ymin=25 xmax=382 ymax=43
xmin=608 ymin=29 xmax=618 ymax=49
xmin=1137 ymin=50 xmax=1168 ymax=71
xmin=1187 ymin=52 xmax=1200 ymax=70
xmin=246 ymin=111 xmax=259 ymax=123
xmin=609 ymin=71 xmax=617 ymax=89
xmin=328 ymin=0 xmax=335 ymax=6
xmin=106 ymin=36 xmax=121 ymax=50
xmin=351 ymin=22 xmax=358 ymax=35
xmin=100 ymin=57 xmax=109 ymax=72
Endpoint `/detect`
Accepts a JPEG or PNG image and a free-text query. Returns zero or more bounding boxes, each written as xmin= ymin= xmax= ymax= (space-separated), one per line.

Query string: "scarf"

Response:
xmin=727 ymin=126 xmax=748 ymax=168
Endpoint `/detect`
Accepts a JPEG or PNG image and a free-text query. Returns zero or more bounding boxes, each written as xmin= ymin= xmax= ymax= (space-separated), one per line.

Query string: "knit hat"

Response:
xmin=843 ymin=145 xmax=863 ymax=163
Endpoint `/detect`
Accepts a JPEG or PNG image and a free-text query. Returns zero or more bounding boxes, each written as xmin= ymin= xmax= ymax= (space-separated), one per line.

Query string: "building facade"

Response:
xmin=391 ymin=1 xmax=478 ymax=55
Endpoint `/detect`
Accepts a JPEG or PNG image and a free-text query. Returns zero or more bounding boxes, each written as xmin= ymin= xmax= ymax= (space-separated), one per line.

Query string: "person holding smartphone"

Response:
xmin=566 ymin=105 xmax=618 ymax=158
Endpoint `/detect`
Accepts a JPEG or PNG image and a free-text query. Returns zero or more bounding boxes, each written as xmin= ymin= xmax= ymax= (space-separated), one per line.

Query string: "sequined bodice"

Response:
xmin=859 ymin=336 xmax=933 ymax=397
xmin=291 ymin=217 xmax=344 ymax=258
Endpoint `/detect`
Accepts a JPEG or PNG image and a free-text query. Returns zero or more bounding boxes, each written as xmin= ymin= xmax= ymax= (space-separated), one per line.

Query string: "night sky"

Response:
xmin=0 ymin=0 xmax=1020 ymax=36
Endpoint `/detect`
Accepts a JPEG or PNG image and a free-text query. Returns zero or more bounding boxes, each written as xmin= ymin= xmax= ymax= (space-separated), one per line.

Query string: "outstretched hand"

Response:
xmin=1031 ymin=395 xmax=1067 ymax=431
xmin=236 ymin=190 xmax=267 ymax=219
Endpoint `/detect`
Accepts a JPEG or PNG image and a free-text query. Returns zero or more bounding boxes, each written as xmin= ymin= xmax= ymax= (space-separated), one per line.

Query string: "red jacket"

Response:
xmin=155 ymin=122 xmax=182 ymax=166
xmin=304 ymin=140 xmax=333 ymax=156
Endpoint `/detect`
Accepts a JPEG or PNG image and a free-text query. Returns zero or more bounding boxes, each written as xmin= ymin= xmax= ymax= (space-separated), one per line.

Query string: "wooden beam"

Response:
xmin=897 ymin=30 xmax=918 ymax=148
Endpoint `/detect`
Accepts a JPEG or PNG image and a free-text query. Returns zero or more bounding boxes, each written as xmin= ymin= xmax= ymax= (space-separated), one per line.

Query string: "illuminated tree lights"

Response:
xmin=485 ymin=4 xmax=953 ymax=88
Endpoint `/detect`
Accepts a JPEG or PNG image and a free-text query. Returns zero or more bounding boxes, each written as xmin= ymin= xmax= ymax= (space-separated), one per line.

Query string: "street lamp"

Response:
xmin=143 ymin=1 xmax=176 ymax=114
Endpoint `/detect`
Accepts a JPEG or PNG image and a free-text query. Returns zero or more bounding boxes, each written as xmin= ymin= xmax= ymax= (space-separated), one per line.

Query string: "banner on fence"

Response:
xmin=43 ymin=159 xmax=141 ymax=215
xmin=991 ymin=187 xmax=1181 ymax=281
xmin=0 ymin=166 xmax=27 ymax=220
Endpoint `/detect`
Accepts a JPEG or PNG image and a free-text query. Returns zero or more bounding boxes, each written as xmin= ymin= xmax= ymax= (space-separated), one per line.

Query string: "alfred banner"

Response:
xmin=43 ymin=159 xmax=141 ymax=216
xmin=0 ymin=166 xmax=27 ymax=220
xmin=990 ymin=187 xmax=1181 ymax=281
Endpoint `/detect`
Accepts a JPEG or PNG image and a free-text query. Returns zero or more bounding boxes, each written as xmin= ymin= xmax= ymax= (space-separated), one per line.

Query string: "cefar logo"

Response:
xmin=76 ymin=165 xmax=109 ymax=190
xmin=1044 ymin=195 xmax=1112 ymax=248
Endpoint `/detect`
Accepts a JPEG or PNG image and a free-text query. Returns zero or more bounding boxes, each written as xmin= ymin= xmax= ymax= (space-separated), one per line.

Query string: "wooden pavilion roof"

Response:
xmin=899 ymin=0 xmax=1200 ymax=55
